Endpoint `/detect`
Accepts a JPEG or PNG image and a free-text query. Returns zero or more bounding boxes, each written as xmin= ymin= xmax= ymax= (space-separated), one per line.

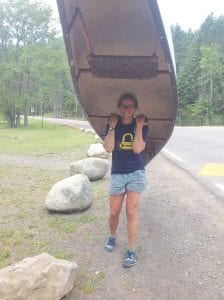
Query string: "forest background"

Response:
xmin=1 ymin=0 xmax=224 ymax=128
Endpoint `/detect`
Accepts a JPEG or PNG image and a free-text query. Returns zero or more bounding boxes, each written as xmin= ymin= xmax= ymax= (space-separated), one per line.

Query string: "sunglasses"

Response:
xmin=118 ymin=104 xmax=137 ymax=109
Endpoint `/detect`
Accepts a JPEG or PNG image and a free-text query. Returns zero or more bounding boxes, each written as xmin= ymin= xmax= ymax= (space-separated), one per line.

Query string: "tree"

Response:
xmin=199 ymin=44 xmax=224 ymax=116
xmin=172 ymin=13 xmax=224 ymax=124
xmin=0 ymin=0 xmax=54 ymax=127
xmin=199 ymin=14 xmax=224 ymax=51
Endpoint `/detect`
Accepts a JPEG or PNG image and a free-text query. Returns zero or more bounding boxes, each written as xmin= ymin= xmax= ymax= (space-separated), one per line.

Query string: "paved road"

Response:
xmin=38 ymin=117 xmax=224 ymax=200
xmin=163 ymin=127 xmax=224 ymax=200
xmin=36 ymin=116 xmax=91 ymax=130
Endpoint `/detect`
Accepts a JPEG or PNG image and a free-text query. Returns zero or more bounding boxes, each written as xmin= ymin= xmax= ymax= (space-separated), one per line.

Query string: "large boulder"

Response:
xmin=0 ymin=253 xmax=77 ymax=300
xmin=45 ymin=174 xmax=91 ymax=212
xmin=70 ymin=157 xmax=110 ymax=181
xmin=87 ymin=143 xmax=109 ymax=159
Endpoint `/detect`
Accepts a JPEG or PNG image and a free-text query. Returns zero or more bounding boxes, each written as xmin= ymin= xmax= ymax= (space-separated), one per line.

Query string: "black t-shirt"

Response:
xmin=108 ymin=120 xmax=149 ymax=174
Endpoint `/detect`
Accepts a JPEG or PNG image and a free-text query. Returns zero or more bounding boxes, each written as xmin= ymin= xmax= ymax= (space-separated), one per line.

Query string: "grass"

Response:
xmin=76 ymin=214 xmax=100 ymax=224
xmin=74 ymin=270 xmax=105 ymax=295
xmin=47 ymin=215 xmax=78 ymax=233
xmin=0 ymin=119 xmax=95 ymax=157
xmin=82 ymin=272 xmax=105 ymax=294
xmin=0 ymin=118 xmax=108 ymax=279
xmin=53 ymin=250 xmax=73 ymax=260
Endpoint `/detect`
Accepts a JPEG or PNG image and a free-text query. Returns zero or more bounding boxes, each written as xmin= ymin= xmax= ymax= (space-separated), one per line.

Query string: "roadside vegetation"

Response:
xmin=1 ymin=0 xmax=224 ymax=127
xmin=172 ymin=15 xmax=224 ymax=125
xmin=0 ymin=119 xmax=107 ymax=295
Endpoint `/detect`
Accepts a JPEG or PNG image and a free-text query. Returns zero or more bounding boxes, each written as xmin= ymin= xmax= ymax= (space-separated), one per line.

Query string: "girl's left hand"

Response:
xmin=136 ymin=114 xmax=146 ymax=127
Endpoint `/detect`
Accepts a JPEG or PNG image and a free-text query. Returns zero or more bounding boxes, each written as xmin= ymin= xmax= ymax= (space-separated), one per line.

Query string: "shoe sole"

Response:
xmin=123 ymin=261 xmax=136 ymax=268
xmin=104 ymin=246 xmax=114 ymax=252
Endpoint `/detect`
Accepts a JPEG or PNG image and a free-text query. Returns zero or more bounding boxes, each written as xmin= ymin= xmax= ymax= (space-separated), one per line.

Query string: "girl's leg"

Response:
xmin=126 ymin=191 xmax=141 ymax=250
xmin=109 ymin=193 xmax=125 ymax=237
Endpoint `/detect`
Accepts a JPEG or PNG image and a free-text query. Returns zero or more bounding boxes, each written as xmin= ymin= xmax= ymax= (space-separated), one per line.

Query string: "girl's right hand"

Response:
xmin=108 ymin=113 xmax=119 ymax=128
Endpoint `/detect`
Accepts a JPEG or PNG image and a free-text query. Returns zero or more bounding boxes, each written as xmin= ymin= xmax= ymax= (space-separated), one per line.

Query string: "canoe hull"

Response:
xmin=57 ymin=0 xmax=178 ymax=164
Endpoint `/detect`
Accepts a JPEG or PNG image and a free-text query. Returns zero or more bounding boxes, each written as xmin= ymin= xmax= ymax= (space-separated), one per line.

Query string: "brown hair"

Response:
xmin=117 ymin=93 xmax=138 ymax=108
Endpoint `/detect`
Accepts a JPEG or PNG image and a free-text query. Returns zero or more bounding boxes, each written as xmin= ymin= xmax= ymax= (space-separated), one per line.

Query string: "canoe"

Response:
xmin=56 ymin=0 xmax=178 ymax=165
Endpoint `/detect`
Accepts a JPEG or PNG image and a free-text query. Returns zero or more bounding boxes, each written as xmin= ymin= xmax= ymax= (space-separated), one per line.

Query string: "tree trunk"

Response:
xmin=16 ymin=113 xmax=20 ymax=128
xmin=6 ymin=111 xmax=16 ymax=128
xmin=209 ymin=77 xmax=213 ymax=103
xmin=24 ymin=110 xmax=28 ymax=128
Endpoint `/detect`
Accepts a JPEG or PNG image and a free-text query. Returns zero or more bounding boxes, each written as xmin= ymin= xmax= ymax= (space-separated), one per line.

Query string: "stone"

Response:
xmin=84 ymin=128 xmax=94 ymax=133
xmin=0 ymin=253 xmax=77 ymax=300
xmin=95 ymin=134 xmax=102 ymax=143
xmin=70 ymin=157 xmax=110 ymax=181
xmin=45 ymin=174 xmax=91 ymax=212
xmin=87 ymin=143 xmax=109 ymax=159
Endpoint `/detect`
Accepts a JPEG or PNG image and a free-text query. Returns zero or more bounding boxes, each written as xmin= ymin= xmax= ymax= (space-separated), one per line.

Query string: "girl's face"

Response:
xmin=118 ymin=98 xmax=137 ymax=120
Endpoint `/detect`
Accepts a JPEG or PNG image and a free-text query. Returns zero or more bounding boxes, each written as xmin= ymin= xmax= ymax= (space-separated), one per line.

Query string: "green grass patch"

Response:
xmin=47 ymin=215 xmax=77 ymax=234
xmin=21 ymin=239 xmax=53 ymax=258
xmin=77 ymin=214 xmax=99 ymax=224
xmin=53 ymin=250 xmax=73 ymax=260
xmin=82 ymin=271 xmax=105 ymax=294
xmin=0 ymin=248 xmax=11 ymax=269
xmin=0 ymin=228 xmax=24 ymax=246
xmin=0 ymin=119 xmax=94 ymax=157
xmin=74 ymin=270 xmax=105 ymax=295
xmin=92 ymin=180 xmax=109 ymax=198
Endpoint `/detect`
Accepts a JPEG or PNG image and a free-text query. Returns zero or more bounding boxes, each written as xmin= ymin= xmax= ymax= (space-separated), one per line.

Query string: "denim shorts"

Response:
xmin=109 ymin=169 xmax=148 ymax=195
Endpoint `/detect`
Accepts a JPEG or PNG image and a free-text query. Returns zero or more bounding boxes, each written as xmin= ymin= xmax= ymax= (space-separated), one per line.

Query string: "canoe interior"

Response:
xmin=57 ymin=0 xmax=178 ymax=165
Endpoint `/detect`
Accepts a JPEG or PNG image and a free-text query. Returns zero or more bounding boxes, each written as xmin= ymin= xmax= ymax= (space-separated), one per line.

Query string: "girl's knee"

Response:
xmin=110 ymin=210 xmax=120 ymax=219
xmin=126 ymin=210 xmax=137 ymax=221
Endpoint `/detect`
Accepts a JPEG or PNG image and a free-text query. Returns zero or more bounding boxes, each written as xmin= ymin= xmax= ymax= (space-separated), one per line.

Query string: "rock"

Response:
xmin=84 ymin=128 xmax=94 ymax=133
xmin=70 ymin=157 xmax=110 ymax=181
xmin=45 ymin=174 xmax=91 ymax=212
xmin=95 ymin=134 xmax=102 ymax=143
xmin=87 ymin=143 xmax=109 ymax=159
xmin=0 ymin=252 xmax=77 ymax=300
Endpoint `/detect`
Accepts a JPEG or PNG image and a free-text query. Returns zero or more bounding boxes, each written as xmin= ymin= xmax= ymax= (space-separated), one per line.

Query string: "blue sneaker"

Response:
xmin=104 ymin=236 xmax=116 ymax=252
xmin=123 ymin=250 xmax=137 ymax=268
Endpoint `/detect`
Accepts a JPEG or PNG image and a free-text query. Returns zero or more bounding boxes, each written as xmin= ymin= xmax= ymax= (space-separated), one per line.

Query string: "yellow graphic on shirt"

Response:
xmin=119 ymin=133 xmax=134 ymax=150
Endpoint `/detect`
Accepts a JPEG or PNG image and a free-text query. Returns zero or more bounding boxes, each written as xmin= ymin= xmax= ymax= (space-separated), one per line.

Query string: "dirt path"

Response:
xmin=0 ymin=153 xmax=71 ymax=170
xmin=59 ymin=154 xmax=224 ymax=300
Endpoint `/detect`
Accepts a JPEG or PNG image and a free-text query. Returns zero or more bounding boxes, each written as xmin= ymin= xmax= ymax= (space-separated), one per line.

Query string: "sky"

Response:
xmin=47 ymin=0 xmax=224 ymax=32
xmin=157 ymin=0 xmax=224 ymax=31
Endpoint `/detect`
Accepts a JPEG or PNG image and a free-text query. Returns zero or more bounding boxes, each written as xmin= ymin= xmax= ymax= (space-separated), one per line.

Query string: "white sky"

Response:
xmin=47 ymin=0 xmax=224 ymax=32
xmin=157 ymin=0 xmax=224 ymax=31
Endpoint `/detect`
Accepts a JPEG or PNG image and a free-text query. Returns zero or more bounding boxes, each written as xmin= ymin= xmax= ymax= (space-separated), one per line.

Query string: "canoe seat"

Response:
xmin=87 ymin=54 xmax=158 ymax=79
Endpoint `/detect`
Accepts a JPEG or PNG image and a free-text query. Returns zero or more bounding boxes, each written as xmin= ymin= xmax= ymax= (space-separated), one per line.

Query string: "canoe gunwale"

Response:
xmin=149 ymin=0 xmax=178 ymax=97
xmin=87 ymin=114 xmax=174 ymax=122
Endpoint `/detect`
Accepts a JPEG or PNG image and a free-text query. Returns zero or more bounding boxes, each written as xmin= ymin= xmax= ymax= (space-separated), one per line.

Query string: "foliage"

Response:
xmin=0 ymin=0 xmax=80 ymax=128
xmin=172 ymin=14 xmax=224 ymax=125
